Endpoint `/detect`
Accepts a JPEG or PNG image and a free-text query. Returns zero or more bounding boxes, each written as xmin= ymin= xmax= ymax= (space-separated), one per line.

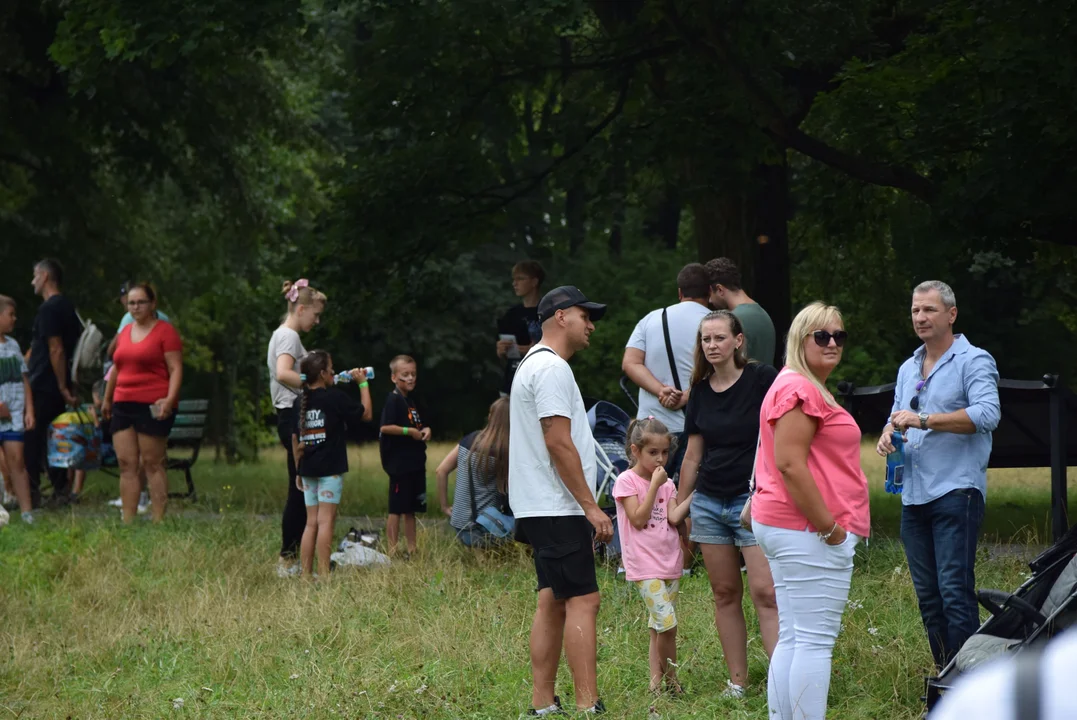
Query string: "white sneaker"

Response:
xmin=2 ymin=490 xmax=16 ymax=508
xmin=137 ymin=492 xmax=151 ymax=515
xmin=108 ymin=497 xmax=123 ymax=508
xmin=276 ymin=559 xmax=301 ymax=578
xmin=722 ymin=681 xmax=745 ymax=699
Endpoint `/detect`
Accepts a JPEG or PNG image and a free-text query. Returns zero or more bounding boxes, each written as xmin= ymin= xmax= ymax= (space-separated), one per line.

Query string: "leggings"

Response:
xmin=277 ymin=406 xmax=305 ymax=559
xmin=753 ymin=521 xmax=858 ymax=720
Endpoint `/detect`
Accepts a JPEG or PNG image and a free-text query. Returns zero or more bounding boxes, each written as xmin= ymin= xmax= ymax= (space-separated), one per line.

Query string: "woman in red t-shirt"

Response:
xmin=102 ymin=283 xmax=183 ymax=523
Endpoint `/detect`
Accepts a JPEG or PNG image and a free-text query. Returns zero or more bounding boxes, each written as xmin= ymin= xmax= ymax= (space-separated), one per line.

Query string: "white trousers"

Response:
xmin=753 ymin=521 xmax=858 ymax=720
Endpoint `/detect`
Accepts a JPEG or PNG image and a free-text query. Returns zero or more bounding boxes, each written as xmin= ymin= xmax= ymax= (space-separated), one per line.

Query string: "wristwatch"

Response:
xmin=918 ymin=412 xmax=930 ymax=430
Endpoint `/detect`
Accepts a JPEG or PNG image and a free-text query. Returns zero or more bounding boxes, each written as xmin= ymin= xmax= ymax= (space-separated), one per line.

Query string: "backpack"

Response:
xmin=70 ymin=311 xmax=105 ymax=387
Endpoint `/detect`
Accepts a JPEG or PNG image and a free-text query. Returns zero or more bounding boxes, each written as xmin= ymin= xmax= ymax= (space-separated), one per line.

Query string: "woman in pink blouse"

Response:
xmin=751 ymin=302 xmax=870 ymax=720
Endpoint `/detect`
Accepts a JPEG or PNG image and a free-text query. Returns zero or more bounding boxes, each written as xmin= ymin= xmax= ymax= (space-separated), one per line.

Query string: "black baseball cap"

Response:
xmin=537 ymin=286 xmax=607 ymax=324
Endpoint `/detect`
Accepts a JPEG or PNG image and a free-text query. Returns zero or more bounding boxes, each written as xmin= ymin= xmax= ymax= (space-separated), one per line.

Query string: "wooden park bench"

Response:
xmin=166 ymin=399 xmax=209 ymax=500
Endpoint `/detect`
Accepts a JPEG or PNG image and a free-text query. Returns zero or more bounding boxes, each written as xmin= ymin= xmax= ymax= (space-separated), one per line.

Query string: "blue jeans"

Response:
xmin=900 ymin=488 xmax=985 ymax=670
xmin=455 ymin=526 xmax=507 ymax=548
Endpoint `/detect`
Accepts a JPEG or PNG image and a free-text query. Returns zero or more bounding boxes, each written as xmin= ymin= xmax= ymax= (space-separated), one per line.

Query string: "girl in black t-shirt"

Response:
xmin=676 ymin=310 xmax=779 ymax=696
xmin=292 ymin=350 xmax=372 ymax=578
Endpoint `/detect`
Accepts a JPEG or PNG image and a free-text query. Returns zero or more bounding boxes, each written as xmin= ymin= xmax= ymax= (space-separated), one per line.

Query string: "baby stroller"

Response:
xmin=925 ymin=523 xmax=1077 ymax=710
xmin=585 ymin=399 xmax=632 ymax=561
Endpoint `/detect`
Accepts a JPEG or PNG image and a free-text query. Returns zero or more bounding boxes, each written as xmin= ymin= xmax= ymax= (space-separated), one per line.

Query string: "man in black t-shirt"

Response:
xmin=496 ymin=261 xmax=545 ymax=395
xmin=24 ymin=259 xmax=82 ymax=507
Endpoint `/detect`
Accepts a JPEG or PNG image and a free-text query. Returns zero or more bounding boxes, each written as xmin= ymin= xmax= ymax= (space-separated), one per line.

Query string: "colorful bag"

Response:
xmin=47 ymin=409 xmax=99 ymax=470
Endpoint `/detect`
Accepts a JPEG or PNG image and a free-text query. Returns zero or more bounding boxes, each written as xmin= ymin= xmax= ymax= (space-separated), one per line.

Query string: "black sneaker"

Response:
xmin=526 ymin=696 xmax=564 ymax=716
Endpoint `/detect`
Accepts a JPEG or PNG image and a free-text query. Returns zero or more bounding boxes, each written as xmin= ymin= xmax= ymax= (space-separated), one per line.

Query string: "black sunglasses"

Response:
xmin=910 ymin=378 xmax=928 ymax=411
xmin=812 ymin=330 xmax=848 ymax=348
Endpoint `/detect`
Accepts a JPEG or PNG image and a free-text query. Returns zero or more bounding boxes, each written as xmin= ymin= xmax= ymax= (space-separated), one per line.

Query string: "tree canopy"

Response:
xmin=2 ymin=0 xmax=1074 ymax=449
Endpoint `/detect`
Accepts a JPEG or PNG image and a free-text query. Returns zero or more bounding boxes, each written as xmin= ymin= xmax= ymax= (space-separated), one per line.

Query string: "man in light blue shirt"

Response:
xmin=877 ymin=280 xmax=1001 ymax=671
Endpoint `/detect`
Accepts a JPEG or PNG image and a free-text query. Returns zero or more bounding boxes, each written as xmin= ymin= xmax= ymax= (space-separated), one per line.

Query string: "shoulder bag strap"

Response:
xmin=748 ymin=434 xmax=761 ymax=494
xmin=516 ymin=346 xmax=555 ymax=373
xmin=661 ymin=308 xmax=682 ymax=392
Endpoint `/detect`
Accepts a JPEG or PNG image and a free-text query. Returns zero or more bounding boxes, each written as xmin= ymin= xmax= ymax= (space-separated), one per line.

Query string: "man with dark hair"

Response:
xmin=24 ymin=259 xmax=82 ymax=507
xmin=497 ymin=260 xmax=547 ymax=395
xmin=510 ymin=286 xmax=612 ymax=716
xmin=705 ymin=257 xmax=777 ymax=365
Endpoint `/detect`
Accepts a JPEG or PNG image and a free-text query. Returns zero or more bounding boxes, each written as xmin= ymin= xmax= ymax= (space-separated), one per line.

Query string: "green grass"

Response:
xmin=0 ymin=443 xmax=1071 ymax=718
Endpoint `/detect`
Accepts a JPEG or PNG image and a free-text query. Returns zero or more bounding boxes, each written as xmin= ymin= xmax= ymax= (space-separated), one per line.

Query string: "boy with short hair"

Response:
xmin=0 ymin=295 xmax=36 ymax=524
xmin=379 ymin=355 xmax=431 ymax=556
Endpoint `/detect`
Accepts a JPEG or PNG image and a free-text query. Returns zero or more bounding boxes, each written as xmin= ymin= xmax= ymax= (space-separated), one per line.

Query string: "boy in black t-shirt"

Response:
xmin=379 ymin=354 xmax=431 ymax=556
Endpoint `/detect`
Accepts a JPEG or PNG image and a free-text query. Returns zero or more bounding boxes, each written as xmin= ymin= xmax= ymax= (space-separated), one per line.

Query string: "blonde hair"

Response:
xmin=0 ymin=295 xmax=15 ymax=314
xmin=469 ymin=397 xmax=511 ymax=494
xmin=689 ymin=310 xmax=750 ymax=387
xmin=390 ymin=355 xmax=417 ymax=374
xmin=281 ymin=280 xmax=327 ymax=313
xmin=785 ymin=301 xmax=843 ymax=407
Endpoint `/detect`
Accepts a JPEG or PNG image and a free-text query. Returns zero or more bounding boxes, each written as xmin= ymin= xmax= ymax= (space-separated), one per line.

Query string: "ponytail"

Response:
xmin=295 ymin=350 xmax=331 ymax=459
xmin=296 ymin=373 xmax=310 ymax=461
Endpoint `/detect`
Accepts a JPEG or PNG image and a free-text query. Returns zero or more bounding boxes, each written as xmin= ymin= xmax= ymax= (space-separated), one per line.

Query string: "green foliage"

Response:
xmin=3 ymin=0 xmax=1076 ymax=447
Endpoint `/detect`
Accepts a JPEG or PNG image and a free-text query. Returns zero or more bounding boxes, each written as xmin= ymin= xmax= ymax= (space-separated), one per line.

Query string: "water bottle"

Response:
xmin=885 ymin=432 xmax=905 ymax=494
xmin=335 ymin=367 xmax=375 ymax=384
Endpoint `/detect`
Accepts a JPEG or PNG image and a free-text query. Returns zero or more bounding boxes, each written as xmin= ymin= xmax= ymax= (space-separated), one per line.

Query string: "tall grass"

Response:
xmin=0 ymin=443 xmax=1066 ymax=718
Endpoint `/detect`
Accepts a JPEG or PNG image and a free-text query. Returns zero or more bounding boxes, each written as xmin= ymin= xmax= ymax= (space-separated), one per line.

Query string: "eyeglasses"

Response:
xmin=811 ymin=330 xmax=848 ymax=348
xmin=910 ymin=378 xmax=928 ymax=411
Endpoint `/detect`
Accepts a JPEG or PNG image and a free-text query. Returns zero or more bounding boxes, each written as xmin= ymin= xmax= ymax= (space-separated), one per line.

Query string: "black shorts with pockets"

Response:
xmin=516 ymin=515 xmax=598 ymax=600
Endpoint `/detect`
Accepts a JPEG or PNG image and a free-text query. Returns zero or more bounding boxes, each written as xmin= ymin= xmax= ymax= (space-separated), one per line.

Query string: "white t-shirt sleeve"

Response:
xmin=533 ymin=363 xmax=578 ymax=420
xmin=625 ymin=314 xmax=649 ymax=352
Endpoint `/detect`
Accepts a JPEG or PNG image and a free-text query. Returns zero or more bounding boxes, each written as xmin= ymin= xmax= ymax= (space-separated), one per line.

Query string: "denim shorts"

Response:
xmin=689 ymin=491 xmax=757 ymax=547
xmin=0 ymin=430 xmax=24 ymax=443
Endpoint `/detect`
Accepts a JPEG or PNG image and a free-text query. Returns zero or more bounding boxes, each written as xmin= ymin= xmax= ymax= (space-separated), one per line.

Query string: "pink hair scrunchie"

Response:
xmin=286 ymin=278 xmax=309 ymax=303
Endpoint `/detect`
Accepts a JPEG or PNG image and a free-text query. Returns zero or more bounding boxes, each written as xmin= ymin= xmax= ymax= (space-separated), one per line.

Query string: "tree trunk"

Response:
xmin=752 ymin=158 xmax=791 ymax=353
xmin=691 ymin=155 xmax=791 ymax=355
xmin=645 ymin=183 xmax=681 ymax=250
xmin=565 ymin=182 xmax=586 ymax=254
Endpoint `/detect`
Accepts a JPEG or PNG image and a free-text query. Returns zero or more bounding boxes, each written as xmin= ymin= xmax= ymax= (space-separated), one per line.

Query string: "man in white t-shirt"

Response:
xmin=509 ymin=285 xmax=613 ymax=717
xmin=622 ymin=262 xmax=711 ymax=477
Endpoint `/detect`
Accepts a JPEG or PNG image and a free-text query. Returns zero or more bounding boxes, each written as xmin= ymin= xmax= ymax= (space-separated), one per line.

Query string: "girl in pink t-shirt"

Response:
xmin=613 ymin=417 xmax=693 ymax=694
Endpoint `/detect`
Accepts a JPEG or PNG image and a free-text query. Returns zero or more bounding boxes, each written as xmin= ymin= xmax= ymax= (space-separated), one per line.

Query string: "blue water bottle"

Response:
xmin=885 ymin=432 xmax=905 ymax=495
xmin=334 ymin=367 xmax=375 ymax=385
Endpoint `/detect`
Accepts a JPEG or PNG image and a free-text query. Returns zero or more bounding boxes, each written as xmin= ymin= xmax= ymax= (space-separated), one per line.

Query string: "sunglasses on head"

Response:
xmin=811 ymin=330 xmax=848 ymax=348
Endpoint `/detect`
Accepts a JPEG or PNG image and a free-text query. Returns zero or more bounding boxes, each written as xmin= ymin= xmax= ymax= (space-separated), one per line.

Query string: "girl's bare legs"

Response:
xmin=2 ymin=441 xmax=33 ymax=513
xmin=316 ymin=503 xmax=338 ymax=578
xmin=138 ymin=434 xmax=169 ymax=522
xmin=656 ymin=627 xmax=679 ymax=690
xmin=648 ymin=629 xmax=662 ymax=692
xmin=300 ymin=504 xmax=318 ymax=578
